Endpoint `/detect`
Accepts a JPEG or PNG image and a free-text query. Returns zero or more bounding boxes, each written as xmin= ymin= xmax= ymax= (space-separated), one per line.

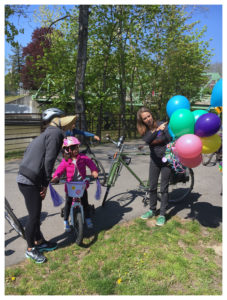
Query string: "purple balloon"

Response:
xmin=195 ymin=113 xmax=221 ymax=137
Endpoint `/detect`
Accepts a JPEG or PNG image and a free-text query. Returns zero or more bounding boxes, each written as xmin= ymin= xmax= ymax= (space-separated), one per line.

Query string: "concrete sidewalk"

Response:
xmin=5 ymin=140 xmax=222 ymax=267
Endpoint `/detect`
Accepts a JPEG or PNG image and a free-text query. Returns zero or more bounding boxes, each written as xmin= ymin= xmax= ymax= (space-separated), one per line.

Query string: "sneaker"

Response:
xmin=156 ymin=215 xmax=166 ymax=226
xmin=140 ymin=210 xmax=154 ymax=220
xmin=25 ymin=247 xmax=47 ymax=263
xmin=85 ymin=218 xmax=94 ymax=229
xmin=64 ymin=220 xmax=71 ymax=232
xmin=36 ymin=240 xmax=57 ymax=252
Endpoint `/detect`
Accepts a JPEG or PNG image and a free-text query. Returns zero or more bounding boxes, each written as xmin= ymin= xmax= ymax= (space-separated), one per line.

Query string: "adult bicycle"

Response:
xmin=5 ymin=197 xmax=25 ymax=239
xmin=102 ymin=135 xmax=194 ymax=207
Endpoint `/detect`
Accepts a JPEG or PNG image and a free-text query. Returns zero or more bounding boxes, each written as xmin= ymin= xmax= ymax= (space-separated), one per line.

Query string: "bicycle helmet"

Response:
xmin=63 ymin=136 xmax=81 ymax=148
xmin=42 ymin=108 xmax=65 ymax=122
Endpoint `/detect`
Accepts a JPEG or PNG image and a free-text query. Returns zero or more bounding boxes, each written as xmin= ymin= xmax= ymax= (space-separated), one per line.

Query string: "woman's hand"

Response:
xmin=157 ymin=122 xmax=167 ymax=131
xmin=91 ymin=171 xmax=98 ymax=179
xmin=40 ymin=186 xmax=47 ymax=200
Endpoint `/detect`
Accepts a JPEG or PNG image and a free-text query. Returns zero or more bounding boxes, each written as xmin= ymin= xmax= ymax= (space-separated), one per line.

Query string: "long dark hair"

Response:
xmin=137 ymin=107 xmax=158 ymax=136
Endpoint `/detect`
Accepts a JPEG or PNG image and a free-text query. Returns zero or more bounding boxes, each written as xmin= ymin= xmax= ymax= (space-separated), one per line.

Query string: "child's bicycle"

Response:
xmin=5 ymin=197 xmax=25 ymax=239
xmin=102 ymin=135 xmax=194 ymax=207
xmin=59 ymin=180 xmax=95 ymax=246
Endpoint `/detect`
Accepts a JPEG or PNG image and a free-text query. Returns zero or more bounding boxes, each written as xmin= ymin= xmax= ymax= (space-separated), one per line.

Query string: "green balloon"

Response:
xmin=192 ymin=110 xmax=208 ymax=123
xmin=170 ymin=109 xmax=195 ymax=137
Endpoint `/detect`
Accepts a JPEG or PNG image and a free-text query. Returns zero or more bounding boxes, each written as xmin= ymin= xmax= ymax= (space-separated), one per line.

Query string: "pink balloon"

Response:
xmin=175 ymin=134 xmax=202 ymax=159
xmin=179 ymin=154 xmax=202 ymax=168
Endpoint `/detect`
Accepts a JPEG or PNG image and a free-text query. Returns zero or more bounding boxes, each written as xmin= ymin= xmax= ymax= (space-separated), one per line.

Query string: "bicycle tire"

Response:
xmin=168 ymin=168 xmax=194 ymax=203
xmin=5 ymin=198 xmax=25 ymax=239
xmin=72 ymin=207 xmax=84 ymax=246
xmin=91 ymin=157 xmax=106 ymax=186
xmin=202 ymin=153 xmax=217 ymax=166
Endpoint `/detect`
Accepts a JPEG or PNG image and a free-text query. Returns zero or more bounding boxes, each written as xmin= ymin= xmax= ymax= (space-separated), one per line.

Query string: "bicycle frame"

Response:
xmin=70 ymin=199 xmax=85 ymax=226
xmin=107 ymin=154 xmax=145 ymax=188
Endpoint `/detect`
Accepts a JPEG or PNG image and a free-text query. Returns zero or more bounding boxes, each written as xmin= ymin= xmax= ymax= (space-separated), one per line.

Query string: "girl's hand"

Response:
xmin=91 ymin=171 xmax=98 ymax=179
xmin=51 ymin=177 xmax=59 ymax=183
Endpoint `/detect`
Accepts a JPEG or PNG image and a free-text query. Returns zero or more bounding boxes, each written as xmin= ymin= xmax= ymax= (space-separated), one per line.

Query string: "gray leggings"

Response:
xmin=149 ymin=157 xmax=171 ymax=216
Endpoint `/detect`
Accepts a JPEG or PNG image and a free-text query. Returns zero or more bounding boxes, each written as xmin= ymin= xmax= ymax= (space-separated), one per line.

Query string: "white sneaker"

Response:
xmin=85 ymin=218 xmax=94 ymax=229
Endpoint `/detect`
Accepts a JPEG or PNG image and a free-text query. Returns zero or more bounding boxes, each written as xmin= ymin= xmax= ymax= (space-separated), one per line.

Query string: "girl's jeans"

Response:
xmin=149 ymin=157 xmax=171 ymax=216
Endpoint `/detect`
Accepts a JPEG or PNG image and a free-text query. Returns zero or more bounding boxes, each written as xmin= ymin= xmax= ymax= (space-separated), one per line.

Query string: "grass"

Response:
xmin=5 ymin=216 xmax=222 ymax=295
xmin=5 ymin=151 xmax=24 ymax=161
xmin=5 ymin=95 xmax=26 ymax=103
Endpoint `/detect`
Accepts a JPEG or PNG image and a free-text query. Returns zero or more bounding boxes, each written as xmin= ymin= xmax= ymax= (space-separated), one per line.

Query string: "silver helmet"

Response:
xmin=42 ymin=108 xmax=64 ymax=122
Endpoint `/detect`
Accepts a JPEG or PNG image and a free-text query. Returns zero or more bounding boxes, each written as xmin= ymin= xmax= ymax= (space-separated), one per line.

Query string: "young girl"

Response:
xmin=51 ymin=136 xmax=98 ymax=231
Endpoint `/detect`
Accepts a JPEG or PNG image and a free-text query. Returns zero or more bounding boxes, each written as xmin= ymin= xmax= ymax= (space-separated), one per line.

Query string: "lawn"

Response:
xmin=5 ymin=216 xmax=222 ymax=295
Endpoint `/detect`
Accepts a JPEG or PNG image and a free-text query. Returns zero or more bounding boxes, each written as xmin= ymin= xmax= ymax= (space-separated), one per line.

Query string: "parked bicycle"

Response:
xmin=202 ymin=145 xmax=222 ymax=166
xmin=56 ymin=180 xmax=95 ymax=246
xmin=5 ymin=197 xmax=25 ymax=239
xmin=102 ymin=135 xmax=194 ymax=207
xmin=80 ymin=139 xmax=106 ymax=186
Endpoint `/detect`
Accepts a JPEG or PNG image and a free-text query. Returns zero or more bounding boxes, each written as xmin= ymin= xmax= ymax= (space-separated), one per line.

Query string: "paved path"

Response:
xmin=5 ymin=140 xmax=222 ymax=267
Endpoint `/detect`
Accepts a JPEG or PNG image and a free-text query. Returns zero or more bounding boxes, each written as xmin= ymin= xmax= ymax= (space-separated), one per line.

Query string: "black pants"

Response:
xmin=18 ymin=183 xmax=43 ymax=248
xmin=64 ymin=189 xmax=89 ymax=220
xmin=149 ymin=157 xmax=171 ymax=216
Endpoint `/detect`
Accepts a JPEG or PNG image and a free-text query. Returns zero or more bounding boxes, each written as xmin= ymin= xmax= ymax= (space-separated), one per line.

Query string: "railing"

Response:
xmin=5 ymin=113 xmax=139 ymax=153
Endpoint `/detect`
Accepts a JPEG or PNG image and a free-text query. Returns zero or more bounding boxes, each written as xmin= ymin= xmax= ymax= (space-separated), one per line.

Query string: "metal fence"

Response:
xmin=5 ymin=113 xmax=139 ymax=153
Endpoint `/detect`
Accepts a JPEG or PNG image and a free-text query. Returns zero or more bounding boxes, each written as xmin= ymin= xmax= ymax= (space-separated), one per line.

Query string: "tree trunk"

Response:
xmin=75 ymin=5 xmax=89 ymax=132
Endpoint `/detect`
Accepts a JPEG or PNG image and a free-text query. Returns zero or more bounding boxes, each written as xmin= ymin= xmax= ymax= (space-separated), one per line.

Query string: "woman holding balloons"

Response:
xmin=137 ymin=107 xmax=172 ymax=226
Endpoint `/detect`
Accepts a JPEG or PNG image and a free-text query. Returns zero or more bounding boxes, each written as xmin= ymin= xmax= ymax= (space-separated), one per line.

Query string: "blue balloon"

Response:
xmin=168 ymin=124 xmax=176 ymax=140
xmin=210 ymin=79 xmax=222 ymax=107
xmin=166 ymin=95 xmax=190 ymax=118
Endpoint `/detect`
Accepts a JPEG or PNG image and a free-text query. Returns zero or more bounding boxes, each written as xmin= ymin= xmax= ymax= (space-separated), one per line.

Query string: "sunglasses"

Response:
xmin=64 ymin=145 xmax=79 ymax=152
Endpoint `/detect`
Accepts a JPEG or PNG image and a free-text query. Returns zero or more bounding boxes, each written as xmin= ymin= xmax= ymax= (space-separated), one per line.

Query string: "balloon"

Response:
xmin=192 ymin=110 xmax=208 ymax=123
xmin=166 ymin=95 xmax=190 ymax=118
xmin=179 ymin=154 xmax=202 ymax=168
xmin=175 ymin=134 xmax=202 ymax=159
xmin=169 ymin=109 xmax=195 ymax=137
xmin=210 ymin=79 xmax=222 ymax=107
xmin=200 ymin=134 xmax=222 ymax=154
xmin=195 ymin=113 xmax=221 ymax=137
xmin=168 ymin=124 xmax=176 ymax=140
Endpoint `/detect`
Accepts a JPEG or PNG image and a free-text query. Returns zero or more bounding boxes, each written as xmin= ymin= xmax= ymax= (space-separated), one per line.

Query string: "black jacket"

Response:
xmin=19 ymin=126 xmax=65 ymax=187
xmin=143 ymin=121 xmax=172 ymax=161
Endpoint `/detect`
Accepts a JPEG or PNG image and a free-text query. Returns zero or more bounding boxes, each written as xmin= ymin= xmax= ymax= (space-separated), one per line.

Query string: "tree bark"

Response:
xmin=75 ymin=5 xmax=89 ymax=132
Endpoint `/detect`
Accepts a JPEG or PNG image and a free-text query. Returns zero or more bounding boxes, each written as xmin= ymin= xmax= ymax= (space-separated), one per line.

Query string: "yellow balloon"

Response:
xmin=200 ymin=134 xmax=222 ymax=154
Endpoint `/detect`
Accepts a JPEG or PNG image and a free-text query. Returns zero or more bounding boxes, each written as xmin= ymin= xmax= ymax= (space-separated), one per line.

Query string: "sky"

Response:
xmin=4 ymin=3 xmax=223 ymax=73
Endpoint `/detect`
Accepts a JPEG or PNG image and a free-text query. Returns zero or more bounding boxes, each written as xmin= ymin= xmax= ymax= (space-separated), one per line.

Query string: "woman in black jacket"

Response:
xmin=137 ymin=107 xmax=172 ymax=226
xmin=17 ymin=108 xmax=76 ymax=263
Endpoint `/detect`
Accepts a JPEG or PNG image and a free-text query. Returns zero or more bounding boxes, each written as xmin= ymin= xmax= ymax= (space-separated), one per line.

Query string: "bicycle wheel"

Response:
xmin=5 ymin=198 xmax=25 ymax=239
xmin=202 ymin=153 xmax=217 ymax=166
xmin=168 ymin=168 xmax=194 ymax=203
xmin=72 ymin=207 xmax=84 ymax=246
xmin=91 ymin=157 xmax=106 ymax=186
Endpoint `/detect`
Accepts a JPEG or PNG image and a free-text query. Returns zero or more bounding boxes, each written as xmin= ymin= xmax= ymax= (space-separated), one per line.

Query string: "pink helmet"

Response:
xmin=63 ymin=136 xmax=80 ymax=148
